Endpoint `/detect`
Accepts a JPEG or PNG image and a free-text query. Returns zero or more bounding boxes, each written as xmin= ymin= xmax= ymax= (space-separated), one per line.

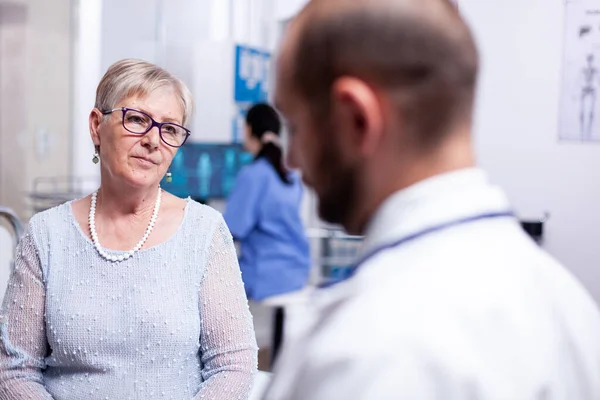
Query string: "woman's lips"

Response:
xmin=132 ymin=156 xmax=158 ymax=166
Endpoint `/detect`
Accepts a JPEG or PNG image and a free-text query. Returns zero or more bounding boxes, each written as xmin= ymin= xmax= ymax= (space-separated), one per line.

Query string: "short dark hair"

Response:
xmin=291 ymin=0 xmax=479 ymax=147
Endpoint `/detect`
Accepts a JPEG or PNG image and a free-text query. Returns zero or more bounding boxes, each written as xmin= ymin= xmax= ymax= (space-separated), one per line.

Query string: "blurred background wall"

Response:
xmin=0 ymin=0 xmax=71 ymax=218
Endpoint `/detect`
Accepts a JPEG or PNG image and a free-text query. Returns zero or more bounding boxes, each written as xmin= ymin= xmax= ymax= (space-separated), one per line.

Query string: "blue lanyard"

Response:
xmin=320 ymin=211 xmax=515 ymax=289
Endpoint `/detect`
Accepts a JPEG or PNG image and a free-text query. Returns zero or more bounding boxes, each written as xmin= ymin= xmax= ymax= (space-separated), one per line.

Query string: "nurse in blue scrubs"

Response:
xmin=224 ymin=103 xmax=311 ymax=302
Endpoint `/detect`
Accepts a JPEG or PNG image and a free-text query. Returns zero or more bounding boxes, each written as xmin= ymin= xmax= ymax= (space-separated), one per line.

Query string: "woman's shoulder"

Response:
xmin=28 ymin=201 xmax=73 ymax=232
xmin=184 ymin=198 xmax=224 ymax=226
xmin=182 ymin=200 xmax=230 ymax=245
xmin=25 ymin=201 xmax=74 ymax=260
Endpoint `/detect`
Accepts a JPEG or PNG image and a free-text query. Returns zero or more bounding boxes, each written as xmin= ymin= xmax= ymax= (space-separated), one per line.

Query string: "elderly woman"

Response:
xmin=0 ymin=59 xmax=257 ymax=399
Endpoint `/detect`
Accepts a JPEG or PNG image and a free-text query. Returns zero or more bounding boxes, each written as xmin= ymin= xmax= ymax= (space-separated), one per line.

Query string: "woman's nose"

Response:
xmin=141 ymin=126 xmax=161 ymax=149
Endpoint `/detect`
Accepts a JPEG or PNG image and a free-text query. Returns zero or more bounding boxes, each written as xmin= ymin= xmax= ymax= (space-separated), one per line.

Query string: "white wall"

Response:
xmin=460 ymin=0 xmax=600 ymax=303
xmin=274 ymin=0 xmax=308 ymax=21
xmin=72 ymin=0 xmax=102 ymax=193
xmin=0 ymin=0 xmax=72 ymax=218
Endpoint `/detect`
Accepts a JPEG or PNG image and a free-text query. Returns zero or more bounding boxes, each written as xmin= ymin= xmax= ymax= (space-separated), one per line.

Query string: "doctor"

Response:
xmin=265 ymin=0 xmax=600 ymax=398
xmin=224 ymin=103 xmax=310 ymax=301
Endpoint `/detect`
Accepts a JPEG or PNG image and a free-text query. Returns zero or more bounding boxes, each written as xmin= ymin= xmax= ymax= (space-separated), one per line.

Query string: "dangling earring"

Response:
xmin=166 ymin=171 xmax=172 ymax=183
xmin=92 ymin=150 xmax=99 ymax=164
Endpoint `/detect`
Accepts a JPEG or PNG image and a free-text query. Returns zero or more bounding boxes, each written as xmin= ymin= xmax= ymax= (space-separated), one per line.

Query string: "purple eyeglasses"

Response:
xmin=102 ymin=107 xmax=191 ymax=148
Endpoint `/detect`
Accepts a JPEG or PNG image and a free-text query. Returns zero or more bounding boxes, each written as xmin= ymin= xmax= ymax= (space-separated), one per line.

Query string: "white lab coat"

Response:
xmin=264 ymin=168 xmax=600 ymax=400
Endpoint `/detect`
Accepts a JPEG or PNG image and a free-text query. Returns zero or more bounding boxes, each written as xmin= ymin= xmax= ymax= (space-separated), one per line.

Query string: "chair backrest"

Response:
xmin=0 ymin=207 xmax=24 ymax=304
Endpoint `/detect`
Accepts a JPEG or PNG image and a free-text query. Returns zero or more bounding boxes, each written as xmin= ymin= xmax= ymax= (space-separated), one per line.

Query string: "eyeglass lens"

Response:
xmin=123 ymin=109 xmax=188 ymax=147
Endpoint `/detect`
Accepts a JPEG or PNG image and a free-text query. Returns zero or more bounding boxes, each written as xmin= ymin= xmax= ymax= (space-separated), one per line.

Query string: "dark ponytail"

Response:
xmin=246 ymin=103 xmax=291 ymax=184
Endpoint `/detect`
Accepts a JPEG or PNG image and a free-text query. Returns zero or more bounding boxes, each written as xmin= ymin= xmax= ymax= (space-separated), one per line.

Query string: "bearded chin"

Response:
xmin=312 ymin=117 xmax=361 ymax=231
xmin=316 ymin=164 xmax=359 ymax=231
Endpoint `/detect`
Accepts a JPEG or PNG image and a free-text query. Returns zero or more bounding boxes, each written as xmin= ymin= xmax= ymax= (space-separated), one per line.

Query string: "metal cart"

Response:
xmin=306 ymin=227 xmax=364 ymax=285
xmin=269 ymin=228 xmax=364 ymax=367
xmin=28 ymin=176 xmax=98 ymax=213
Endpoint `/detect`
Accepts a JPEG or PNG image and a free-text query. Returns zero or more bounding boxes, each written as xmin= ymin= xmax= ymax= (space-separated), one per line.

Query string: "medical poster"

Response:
xmin=559 ymin=0 xmax=600 ymax=142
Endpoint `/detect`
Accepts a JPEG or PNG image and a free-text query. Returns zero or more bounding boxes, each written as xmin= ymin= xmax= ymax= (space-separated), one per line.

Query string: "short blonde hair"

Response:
xmin=95 ymin=59 xmax=194 ymax=126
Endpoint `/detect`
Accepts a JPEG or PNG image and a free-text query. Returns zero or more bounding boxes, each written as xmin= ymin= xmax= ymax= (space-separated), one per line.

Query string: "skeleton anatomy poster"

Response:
xmin=560 ymin=0 xmax=600 ymax=142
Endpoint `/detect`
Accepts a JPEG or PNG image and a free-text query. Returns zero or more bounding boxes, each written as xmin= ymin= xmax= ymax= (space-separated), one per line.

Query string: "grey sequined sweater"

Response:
xmin=0 ymin=199 xmax=258 ymax=399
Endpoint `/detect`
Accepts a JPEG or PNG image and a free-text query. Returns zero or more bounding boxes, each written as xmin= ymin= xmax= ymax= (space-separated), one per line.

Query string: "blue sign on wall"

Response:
xmin=234 ymin=45 xmax=271 ymax=103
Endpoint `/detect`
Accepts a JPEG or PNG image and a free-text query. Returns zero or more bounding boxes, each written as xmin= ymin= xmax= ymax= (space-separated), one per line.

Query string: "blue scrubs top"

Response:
xmin=224 ymin=158 xmax=311 ymax=301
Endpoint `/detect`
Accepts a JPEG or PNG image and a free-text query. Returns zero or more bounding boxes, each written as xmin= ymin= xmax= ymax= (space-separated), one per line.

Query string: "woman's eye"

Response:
xmin=163 ymin=126 xmax=177 ymax=135
xmin=128 ymin=116 xmax=145 ymax=125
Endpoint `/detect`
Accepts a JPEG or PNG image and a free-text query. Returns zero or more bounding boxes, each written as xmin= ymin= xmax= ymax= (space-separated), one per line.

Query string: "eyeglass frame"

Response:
xmin=101 ymin=107 xmax=191 ymax=148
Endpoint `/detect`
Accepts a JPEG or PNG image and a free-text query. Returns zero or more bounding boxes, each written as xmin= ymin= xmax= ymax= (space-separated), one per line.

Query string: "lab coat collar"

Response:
xmin=361 ymin=168 xmax=513 ymax=257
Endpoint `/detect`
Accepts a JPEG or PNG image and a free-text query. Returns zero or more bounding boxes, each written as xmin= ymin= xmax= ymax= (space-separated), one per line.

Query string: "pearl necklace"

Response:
xmin=89 ymin=186 xmax=162 ymax=263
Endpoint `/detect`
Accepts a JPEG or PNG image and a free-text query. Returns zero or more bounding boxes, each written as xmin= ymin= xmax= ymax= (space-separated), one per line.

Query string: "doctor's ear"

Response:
xmin=331 ymin=77 xmax=384 ymax=156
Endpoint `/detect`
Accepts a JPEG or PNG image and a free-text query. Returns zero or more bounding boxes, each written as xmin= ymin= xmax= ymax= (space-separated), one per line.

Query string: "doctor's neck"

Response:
xmin=344 ymin=129 xmax=476 ymax=235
